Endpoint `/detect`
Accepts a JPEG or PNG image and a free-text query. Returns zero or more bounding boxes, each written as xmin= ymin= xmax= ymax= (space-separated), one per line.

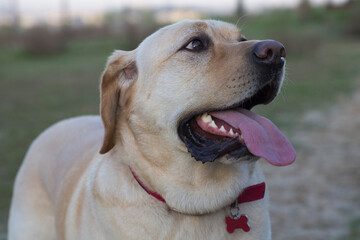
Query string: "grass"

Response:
xmin=1 ymin=7 xmax=360 ymax=238
xmin=347 ymin=218 xmax=360 ymax=240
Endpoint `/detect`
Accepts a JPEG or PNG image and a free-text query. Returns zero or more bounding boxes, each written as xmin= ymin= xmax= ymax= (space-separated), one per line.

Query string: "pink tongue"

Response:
xmin=211 ymin=109 xmax=296 ymax=166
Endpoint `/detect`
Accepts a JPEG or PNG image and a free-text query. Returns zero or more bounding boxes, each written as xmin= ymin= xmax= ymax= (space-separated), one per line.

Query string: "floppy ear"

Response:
xmin=99 ymin=50 xmax=137 ymax=154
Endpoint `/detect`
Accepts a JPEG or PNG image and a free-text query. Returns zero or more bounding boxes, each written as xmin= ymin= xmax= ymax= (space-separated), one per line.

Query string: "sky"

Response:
xmin=0 ymin=0 xmax=348 ymax=27
xmin=15 ymin=0 xmax=348 ymax=16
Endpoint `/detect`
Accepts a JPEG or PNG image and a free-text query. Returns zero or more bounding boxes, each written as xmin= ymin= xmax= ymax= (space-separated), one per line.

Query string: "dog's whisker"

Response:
xmin=235 ymin=15 xmax=248 ymax=28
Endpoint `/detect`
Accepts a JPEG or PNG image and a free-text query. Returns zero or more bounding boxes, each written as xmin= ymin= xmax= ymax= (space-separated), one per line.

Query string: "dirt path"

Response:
xmin=263 ymin=82 xmax=360 ymax=240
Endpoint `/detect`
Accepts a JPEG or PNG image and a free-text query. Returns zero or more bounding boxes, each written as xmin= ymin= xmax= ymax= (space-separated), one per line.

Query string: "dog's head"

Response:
xmin=98 ymin=19 xmax=295 ymax=214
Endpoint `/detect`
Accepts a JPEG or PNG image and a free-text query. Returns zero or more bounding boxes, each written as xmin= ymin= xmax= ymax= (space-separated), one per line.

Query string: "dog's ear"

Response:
xmin=99 ymin=50 xmax=137 ymax=154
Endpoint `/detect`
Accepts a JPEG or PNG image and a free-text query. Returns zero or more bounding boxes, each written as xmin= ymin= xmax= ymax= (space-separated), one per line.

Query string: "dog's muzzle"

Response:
xmin=178 ymin=40 xmax=296 ymax=166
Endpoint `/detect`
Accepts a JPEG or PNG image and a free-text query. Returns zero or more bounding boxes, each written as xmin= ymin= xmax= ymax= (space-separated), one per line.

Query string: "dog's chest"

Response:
xmin=92 ymin=205 xmax=270 ymax=240
xmin=167 ymin=213 xmax=263 ymax=240
xmin=84 ymin=158 xmax=270 ymax=239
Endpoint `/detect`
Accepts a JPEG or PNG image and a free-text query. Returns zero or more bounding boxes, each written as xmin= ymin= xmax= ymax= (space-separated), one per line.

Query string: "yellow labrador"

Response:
xmin=8 ymin=19 xmax=295 ymax=240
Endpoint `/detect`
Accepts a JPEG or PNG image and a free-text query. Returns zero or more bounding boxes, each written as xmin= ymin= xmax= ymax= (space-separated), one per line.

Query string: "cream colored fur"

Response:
xmin=8 ymin=20 xmax=278 ymax=240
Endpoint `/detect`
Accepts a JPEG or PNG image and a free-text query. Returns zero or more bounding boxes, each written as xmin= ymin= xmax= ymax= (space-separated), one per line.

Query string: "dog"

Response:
xmin=8 ymin=19 xmax=296 ymax=240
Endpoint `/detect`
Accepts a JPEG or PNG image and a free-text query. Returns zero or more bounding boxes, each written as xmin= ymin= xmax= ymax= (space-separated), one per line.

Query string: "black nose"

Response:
xmin=252 ymin=40 xmax=286 ymax=67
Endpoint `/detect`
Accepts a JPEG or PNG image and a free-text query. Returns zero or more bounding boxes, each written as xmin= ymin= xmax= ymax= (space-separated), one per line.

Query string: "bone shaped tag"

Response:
xmin=224 ymin=182 xmax=265 ymax=234
xmin=225 ymin=215 xmax=250 ymax=233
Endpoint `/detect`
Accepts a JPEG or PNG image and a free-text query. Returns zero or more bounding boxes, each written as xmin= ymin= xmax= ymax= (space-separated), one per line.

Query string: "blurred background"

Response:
xmin=1 ymin=0 xmax=360 ymax=239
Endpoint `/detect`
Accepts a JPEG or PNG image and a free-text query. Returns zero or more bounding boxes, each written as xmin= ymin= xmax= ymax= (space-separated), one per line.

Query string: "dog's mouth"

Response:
xmin=178 ymin=81 xmax=296 ymax=166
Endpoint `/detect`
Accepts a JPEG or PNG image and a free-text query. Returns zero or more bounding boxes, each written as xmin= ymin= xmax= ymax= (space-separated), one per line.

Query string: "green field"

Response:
xmin=1 ymin=7 xmax=360 ymax=238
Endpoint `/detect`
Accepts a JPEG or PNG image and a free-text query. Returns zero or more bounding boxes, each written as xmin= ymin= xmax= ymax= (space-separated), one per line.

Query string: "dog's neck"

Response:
xmin=129 ymin=167 xmax=266 ymax=234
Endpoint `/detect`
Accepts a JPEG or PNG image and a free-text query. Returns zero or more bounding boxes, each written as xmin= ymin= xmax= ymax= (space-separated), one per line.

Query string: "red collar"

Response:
xmin=130 ymin=167 xmax=166 ymax=203
xmin=129 ymin=167 xmax=265 ymax=234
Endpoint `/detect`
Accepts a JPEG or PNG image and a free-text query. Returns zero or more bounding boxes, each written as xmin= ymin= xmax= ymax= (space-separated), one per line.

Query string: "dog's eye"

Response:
xmin=185 ymin=39 xmax=205 ymax=51
xmin=239 ymin=36 xmax=247 ymax=42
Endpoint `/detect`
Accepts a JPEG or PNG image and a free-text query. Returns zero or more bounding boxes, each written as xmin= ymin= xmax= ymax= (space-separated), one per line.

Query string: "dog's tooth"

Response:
xmin=219 ymin=125 xmax=226 ymax=133
xmin=229 ymin=128 xmax=234 ymax=135
xmin=240 ymin=134 xmax=244 ymax=139
xmin=201 ymin=113 xmax=212 ymax=123
xmin=209 ymin=120 xmax=218 ymax=128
